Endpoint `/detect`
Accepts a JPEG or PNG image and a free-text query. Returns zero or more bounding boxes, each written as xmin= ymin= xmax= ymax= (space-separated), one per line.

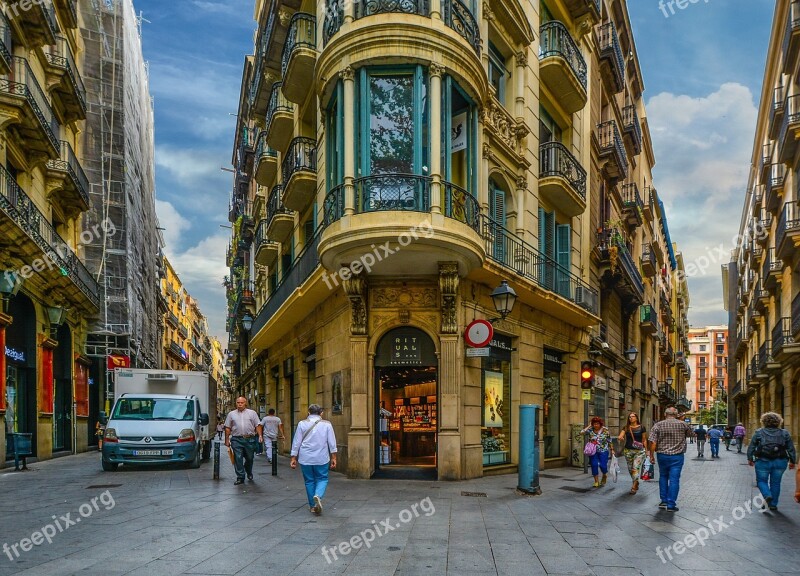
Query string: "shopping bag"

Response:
xmin=228 ymin=446 xmax=236 ymax=465
xmin=609 ymin=454 xmax=620 ymax=483
xmin=640 ymin=456 xmax=652 ymax=481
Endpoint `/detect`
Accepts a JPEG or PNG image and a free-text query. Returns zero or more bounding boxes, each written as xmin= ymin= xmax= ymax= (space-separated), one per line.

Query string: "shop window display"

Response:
xmin=482 ymin=355 xmax=510 ymax=466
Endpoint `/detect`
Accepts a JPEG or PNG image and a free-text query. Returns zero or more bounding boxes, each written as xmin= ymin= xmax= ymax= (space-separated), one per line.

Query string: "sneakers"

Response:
xmin=313 ymin=495 xmax=323 ymax=515
xmin=247 ymin=474 xmax=254 ymax=481
xmin=234 ymin=479 xmax=244 ymax=485
xmin=658 ymin=501 xmax=668 ymax=509
xmin=667 ymin=506 xmax=679 ymax=512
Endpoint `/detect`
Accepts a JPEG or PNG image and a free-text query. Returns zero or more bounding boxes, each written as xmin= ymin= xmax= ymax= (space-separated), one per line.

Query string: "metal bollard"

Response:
xmin=272 ymin=440 xmax=278 ymax=476
xmin=213 ymin=440 xmax=220 ymax=480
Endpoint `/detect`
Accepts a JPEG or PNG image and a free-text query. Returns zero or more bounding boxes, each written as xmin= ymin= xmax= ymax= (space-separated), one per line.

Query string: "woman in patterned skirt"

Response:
xmin=618 ymin=412 xmax=648 ymax=495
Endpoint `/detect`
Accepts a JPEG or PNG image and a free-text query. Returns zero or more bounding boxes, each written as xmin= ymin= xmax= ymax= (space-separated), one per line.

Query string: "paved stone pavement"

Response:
xmin=0 ymin=442 xmax=798 ymax=575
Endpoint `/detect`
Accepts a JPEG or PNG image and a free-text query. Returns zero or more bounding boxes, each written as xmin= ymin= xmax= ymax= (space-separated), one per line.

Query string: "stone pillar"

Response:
xmin=343 ymin=273 xmax=371 ymax=478
xmin=344 ymin=0 xmax=354 ymax=23
xmin=342 ymin=66 xmax=356 ymax=216
xmin=429 ymin=64 xmax=444 ymax=214
xmin=431 ymin=0 xmax=442 ymax=20
xmin=438 ymin=263 xmax=462 ymax=479
xmin=515 ymin=176 xmax=526 ymax=238
xmin=515 ymin=50 xmax=527 ymax=121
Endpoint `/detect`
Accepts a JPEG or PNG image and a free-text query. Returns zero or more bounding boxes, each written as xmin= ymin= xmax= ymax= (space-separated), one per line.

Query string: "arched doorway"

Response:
xmin=53 ymin=324 xmax=72 ymax=452
xmin=374 ymin=327 xmax=437 ymax=478
xmin=5 ymin=294 xmax=37 ymax=459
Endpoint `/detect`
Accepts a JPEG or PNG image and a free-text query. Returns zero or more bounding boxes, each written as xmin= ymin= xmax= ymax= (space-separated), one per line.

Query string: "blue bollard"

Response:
xmin=518 ymin=405 xmax=542 ymax=495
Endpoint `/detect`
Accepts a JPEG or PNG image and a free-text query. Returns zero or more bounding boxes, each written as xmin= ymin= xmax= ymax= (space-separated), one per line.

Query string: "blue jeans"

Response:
xmin=709 ymin=438 xmax=720 ymax=457
xmin=656 ymin=453 xmax=685 ymax=508
xmin=754 ymin=458 xmax=789 ymax=506
xmin=300 ymin=463 xmax=330 ymax=508
xmin=589 ymin=450 xmax=609 ymax=477
xmin=231 ymin=436 xmax=258 ymax=480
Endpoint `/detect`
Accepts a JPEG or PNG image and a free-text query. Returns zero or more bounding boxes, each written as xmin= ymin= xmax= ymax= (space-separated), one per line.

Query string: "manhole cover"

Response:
xmin=461 ymin=491 xmax=487 ymax=497
xmin=86 ymin=484 xmax=122 ymax=489
xmin=559 ymin=486 xmax=592 ymax=493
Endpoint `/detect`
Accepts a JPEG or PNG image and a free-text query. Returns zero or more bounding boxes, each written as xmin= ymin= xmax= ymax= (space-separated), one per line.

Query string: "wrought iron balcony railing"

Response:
xmin=323 ymin=183 xmax=345 ymax=226
xmin=596 ymin=21 xmax=624 ymax=92
xmin=0 ymin=9 xmax=12 ymax=72
xmin=540 ymin=141 xmax=587 ymax=199
xmin=44 ymin=35 xmax=87 ymax=113
xmin=281 ymin=13 xmax=316 ymax=78
xmin=0 ymin=164 xmax=99 ymax=308
xmin=443 ymin=0 xmax=481 ymax=54
xmin=355 ymin=0 xmax=429 ymax=18
xmin=597 ymin=120 xmax=628 ymax=179
xmin=622 ymin=104 xmax=642 ymax=154
xmin=46 ymin=140 xmax=90 ymax=208
xmin=596 ymin=228 xmax=644 ymax=298
xmin=267 ymin=184 xmax=291 ymax=223
xmin=540 ymin=21 xmax=587 ymax=90
xmin=0 ymin=56 xmax=60 ymax=152
xmin=282 ymin=137 xmax=317 ymax=185
xmin=443 ymin=181 xmax=480 ymax=232
xmin=622 ymin=182 xmax=643 ymax=210
xmin=357 ymin=173 xmax=431 ymax=213
xmin=480 ymin=215 xmax=599 ymax=314
xmin=323 ymin=0 xmax=345 ymax=46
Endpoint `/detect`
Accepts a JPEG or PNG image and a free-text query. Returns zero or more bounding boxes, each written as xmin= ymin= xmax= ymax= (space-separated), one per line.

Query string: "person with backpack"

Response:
xmin=747 ymin=412 xmax=796 ymax=511
xmin=723 ymin=426 xmax=734 ymax=451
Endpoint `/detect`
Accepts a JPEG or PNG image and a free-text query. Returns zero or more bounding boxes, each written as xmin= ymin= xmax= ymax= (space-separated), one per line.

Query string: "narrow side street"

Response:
xmin=0 ymin=445 xmax=797 ymax=575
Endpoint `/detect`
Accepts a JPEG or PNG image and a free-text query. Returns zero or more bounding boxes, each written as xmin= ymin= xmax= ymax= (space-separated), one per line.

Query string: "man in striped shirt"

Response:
xmin=649 ymin=407 xmax=693 ymax=512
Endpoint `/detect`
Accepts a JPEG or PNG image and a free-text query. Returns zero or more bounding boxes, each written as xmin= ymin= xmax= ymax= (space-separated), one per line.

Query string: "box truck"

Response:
xmin=100 ymin=369 xmax=216 ymax=471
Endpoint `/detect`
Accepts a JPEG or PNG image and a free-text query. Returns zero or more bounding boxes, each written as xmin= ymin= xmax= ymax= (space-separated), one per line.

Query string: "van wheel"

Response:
xmin=102 ymin=459 xmax=118 ymax=472
xmin=201 ymin=441 xmax=211 ymax=460
xmin=189 ymin=447 xmax=201 ymax=469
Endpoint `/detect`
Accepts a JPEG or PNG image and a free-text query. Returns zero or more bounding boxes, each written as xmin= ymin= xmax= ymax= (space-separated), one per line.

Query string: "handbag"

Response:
xmin=629 ymin=428 xmax=645 ymax=450
xmin=584 ymin=440 xmax=597 ymax=456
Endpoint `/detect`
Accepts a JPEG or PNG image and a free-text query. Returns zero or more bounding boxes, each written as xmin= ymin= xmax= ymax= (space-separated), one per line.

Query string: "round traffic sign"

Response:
xmin=465 ymin=319 xmax=493 ymax=348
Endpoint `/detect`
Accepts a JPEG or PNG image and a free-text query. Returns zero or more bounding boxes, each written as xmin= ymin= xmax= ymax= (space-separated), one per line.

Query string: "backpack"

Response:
xmin=755 ymin=429 xmax=787 ymax=460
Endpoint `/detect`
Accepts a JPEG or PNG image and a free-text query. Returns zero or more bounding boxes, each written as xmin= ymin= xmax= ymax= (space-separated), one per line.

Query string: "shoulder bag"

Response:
xmin=629 ymin=427 xmax=644 ymax=450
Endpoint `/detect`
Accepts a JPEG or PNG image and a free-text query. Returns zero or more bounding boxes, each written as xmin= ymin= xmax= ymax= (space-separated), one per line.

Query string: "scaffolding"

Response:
xmin=79 ymin=0 xmax=160 ymax=406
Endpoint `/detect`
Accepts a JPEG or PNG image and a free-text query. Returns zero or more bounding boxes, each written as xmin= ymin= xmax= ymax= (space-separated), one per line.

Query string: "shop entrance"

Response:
xmin=374 ymin=328 xmax=437 ymax=478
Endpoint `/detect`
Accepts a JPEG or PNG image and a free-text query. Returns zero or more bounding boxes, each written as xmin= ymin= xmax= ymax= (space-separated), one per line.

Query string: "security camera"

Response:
xmin=601 ymin=342 xmax=610 ymax=350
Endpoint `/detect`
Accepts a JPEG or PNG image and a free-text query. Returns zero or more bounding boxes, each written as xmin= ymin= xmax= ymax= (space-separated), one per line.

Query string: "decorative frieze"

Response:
xmin=343 ymin=274 xmax=367 ymax=335
xmin=439 ymin=262 xmax=459 ymax=334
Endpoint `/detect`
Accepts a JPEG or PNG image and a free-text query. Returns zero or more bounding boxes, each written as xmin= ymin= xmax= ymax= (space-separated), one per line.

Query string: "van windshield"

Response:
xmin=111 ymin=398 xmax=194 ymax=421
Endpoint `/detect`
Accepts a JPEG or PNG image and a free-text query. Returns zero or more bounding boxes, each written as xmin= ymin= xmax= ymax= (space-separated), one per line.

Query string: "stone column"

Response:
xmin=342 ymin=66 xmax=356 ymax=216
xmin=343 ymin=273 xmax=371 ymax=478
xmin=431 ymin=0 xmax=442 ymax=20
xmin=438 ymin=263 xmax=462 ymax=479
xmin=429 ymin=63 xmax=444 ymax=214
xmin=515 ymin=50 xmax=527 ymax=121
xmin=344 ymin=0 xmax=354 ymax=23
xmin=515 ymin=176 xmax=526 ymax=238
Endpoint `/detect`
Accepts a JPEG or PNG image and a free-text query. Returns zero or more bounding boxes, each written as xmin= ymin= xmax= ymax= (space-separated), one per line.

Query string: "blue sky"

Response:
xmin=136 ymin=0 xmax=774 ymax=339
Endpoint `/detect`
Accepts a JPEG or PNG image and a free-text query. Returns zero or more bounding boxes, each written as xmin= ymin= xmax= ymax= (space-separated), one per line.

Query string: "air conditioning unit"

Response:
xmin=575 ymin=286 xmax=598 ymax=313
xmin=146 ymin=373 xmax=179 ymax=382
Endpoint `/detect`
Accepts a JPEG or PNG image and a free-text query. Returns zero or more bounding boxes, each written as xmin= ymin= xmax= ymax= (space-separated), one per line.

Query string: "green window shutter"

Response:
xmin=491 ymin=184 xmax=505 ymax=262
xmin=304 ymin=219 xmax=314 ymax=244
xmin=556 ymin=224 xmax=571 ymax=298
xmin=541 ymin=210 xmax=555 ymax=290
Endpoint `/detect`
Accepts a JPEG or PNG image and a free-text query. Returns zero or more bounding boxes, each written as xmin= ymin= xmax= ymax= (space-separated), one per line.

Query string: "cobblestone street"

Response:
xmin=0 ymin=444 xmax=797 ymax=575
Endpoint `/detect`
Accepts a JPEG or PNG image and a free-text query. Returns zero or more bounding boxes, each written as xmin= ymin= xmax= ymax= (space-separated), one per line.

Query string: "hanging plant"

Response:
xmin=609 ymin=245 xmax=619 ymax=273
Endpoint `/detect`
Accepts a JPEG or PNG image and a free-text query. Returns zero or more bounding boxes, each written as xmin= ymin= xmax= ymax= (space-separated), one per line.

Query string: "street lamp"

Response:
xmin=0 ymin=271 xmax=22 ymax=314
xmin=624 ymin=346 xmax=638 ymax=363
xmin=46 ymin=305 xmax=66 ymax=339
xmin=490 ymin=280 xmax=517 ymax=321
xmin=241 ymin=313 xmax=253 ymax=332
xmin=666 ymin=376 xmax=674 ymax=387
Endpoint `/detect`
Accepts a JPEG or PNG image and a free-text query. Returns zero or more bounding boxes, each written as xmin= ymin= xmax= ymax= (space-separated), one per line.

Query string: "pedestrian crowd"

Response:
xmin=581 ymin=408 xmax=798 ymax=513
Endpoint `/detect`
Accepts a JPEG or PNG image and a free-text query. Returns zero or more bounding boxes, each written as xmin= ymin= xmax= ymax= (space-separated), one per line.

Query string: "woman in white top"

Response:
xmin=290 ymin=404 xmax=337 ymax=515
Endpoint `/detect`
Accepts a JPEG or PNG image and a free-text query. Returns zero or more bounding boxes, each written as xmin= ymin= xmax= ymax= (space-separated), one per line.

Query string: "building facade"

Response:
xmin=686 ymin=326 xmax=727 ymax=415
xmin=226 ymin=0 xmax=689 ymax=479
xmin=0 ymin=0 xmax=101 ymax=465
xmin=727 ymin=0 xmax=800 ymax=446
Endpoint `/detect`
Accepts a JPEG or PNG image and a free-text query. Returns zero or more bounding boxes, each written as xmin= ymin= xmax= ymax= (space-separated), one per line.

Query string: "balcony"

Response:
xmin=754 ymin=279 xmax=769 ymax=311
xmin=777 ymin=200 xmax=800 ymax=259
xmin=54 ymin=0 xmax=78 ymax=29
xmin=753 ymin=184 xmax=764 ymax=212
xmin=167 ymin=312 xmax=179 ymax=328
xmin=281 ymin=13 xmax=316 ymax=104
xmin=641 ymin=243 xmax=657 ymax=279
xmin=785 ymin=0 xmax=800 ymax=70
xmin=622 ymin=105 xmax=642 ymax=156
xmin=168 ymin=342 xmax=187 ymax=362
xmin=11 ymin=0 xmax=58 ymax=48
xmin=254 ymin=219 xmax=280 ymax=267
xmin=43 ymin=35 xmax=87 ymax=122
xmin=640 ymin=304 xmax=659 ymax=336
xmin=757 ymin=210 xmax=772 ymax=245
xmin=281 ymin=137 xmax=317 ymax=211
xmin=443 ymin=0 xmax=481 ymax=55
xmin=179 ymin=324 xmax=189 ymax=339
xmin=756 ymin=340 xmax=774 ymax=377
xmin=539 ymin=21 xmax=587 ymax=114
xmin=0 ymin=164 xmax=100 ymax=311
xmin=761 ymin=248 xmax=783 ymax=291
xmin=0 ymin=10 xmax=12 ymax=74
xmin=778 ymin=93 xmax=800 ymax=163
xmin=538 ymin=141 xmax=586 ymax=216
xmin=597 ymin=121 xmax=628 ymax=182
xmin=0 ymin=57 xmax=60 ymax=157
xmin=563 ymin=0 xmax=601 ymax=22
xmin=594 ymin=228 xmax=644 ymax=309
xmin=265 ymin=82 xmax=294 ymax=151
xmin=475 ymin=215 xmax=598 ymax=324
xmin=621 ymin=182 xmax=643 ymax=228
xmin=45 ymin=140 xmax=90 ymax=217
xmin=266 ymin=185 xmax=294 ymax=242
xmin=596 ymin=22 xmax=624 ymax=94
xmin=321 ymin=174 xmax=485 ymax=278
xmin=765 ymin=163 xmax=786 ymax=213
xmin=642 ymin=186 xmax=655 ymax=221
xmin=254 ymin=131 xmax=279 ymax=187
xmin=772 ymin=316 xmax=796 ymax=359
xmin=769 ymin=85 xmax=786 ymax=140
xmin=235 ymin=125 xmax=256 ymax=177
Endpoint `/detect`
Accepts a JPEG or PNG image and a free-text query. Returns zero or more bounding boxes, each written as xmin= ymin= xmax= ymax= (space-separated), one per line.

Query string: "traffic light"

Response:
xmin=580 ymin=361 xmax=594 ymax=390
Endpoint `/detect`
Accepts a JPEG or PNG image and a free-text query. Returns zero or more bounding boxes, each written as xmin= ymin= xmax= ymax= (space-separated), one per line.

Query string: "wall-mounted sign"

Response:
xmin=465 ymin=319 xmax=493 ymax=348
xmin=581 ymin=389 xmax=592 ymax=401
xmin=5 ymin=346 xmax=25 ymax=363
xmin=466 ymin=347 xmax=490 ymax=357
xmin=107 ymin=354 xmax=131 ymax=370
xmin=390 ymin=335 xmax=422 ymax=365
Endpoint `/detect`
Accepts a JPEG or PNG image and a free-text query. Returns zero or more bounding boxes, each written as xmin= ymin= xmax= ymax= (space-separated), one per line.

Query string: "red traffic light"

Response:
xmin=580 ymin=361 xmax=594 ymax=389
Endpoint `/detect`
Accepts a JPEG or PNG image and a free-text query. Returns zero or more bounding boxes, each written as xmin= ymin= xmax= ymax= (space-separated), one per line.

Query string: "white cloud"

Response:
xmin=647 ymin=82 xmax=758 ymax=326
xmin=155 ymin=199 xmax=191 ymax=251
xmin=155 ymin=145 xmax=225 ymax=184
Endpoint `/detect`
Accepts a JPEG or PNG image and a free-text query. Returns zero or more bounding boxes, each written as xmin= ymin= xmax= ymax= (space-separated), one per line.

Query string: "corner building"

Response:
xmin=228 ymin=0 xmax=686 ymax=479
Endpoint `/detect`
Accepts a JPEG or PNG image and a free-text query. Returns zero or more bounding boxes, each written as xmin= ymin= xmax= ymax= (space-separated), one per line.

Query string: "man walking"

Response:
xmin=260 ymin=408 xmax=285 ymax=463
xmin=734 ymin=422 xmax=746 ymax=453
xmin=290 ymin=404 xmax=337 ymax=515
xmin=708 ymin=426 xmax=723 ymax=458
xmin=649 ymin=407 xmax=693 ymax=512
xmin=694 ymin=424 xmax=708 ymax=458
xmin=224 ymin=397 xmax=263 ymax=486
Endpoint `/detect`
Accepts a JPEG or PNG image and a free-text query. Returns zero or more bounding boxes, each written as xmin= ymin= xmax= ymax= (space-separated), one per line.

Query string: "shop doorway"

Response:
xmin=53 ymin=324 xmax=72 ymax=453
xmin=374 ymin=328 xmax=437 ymax=479
xmin=5 ymin=294 xmax=37 ymax=459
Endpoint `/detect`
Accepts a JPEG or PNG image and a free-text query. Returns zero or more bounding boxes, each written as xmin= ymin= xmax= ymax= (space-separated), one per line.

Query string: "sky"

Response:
xmin=135 ymin=0 xmax=775 ymax=340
